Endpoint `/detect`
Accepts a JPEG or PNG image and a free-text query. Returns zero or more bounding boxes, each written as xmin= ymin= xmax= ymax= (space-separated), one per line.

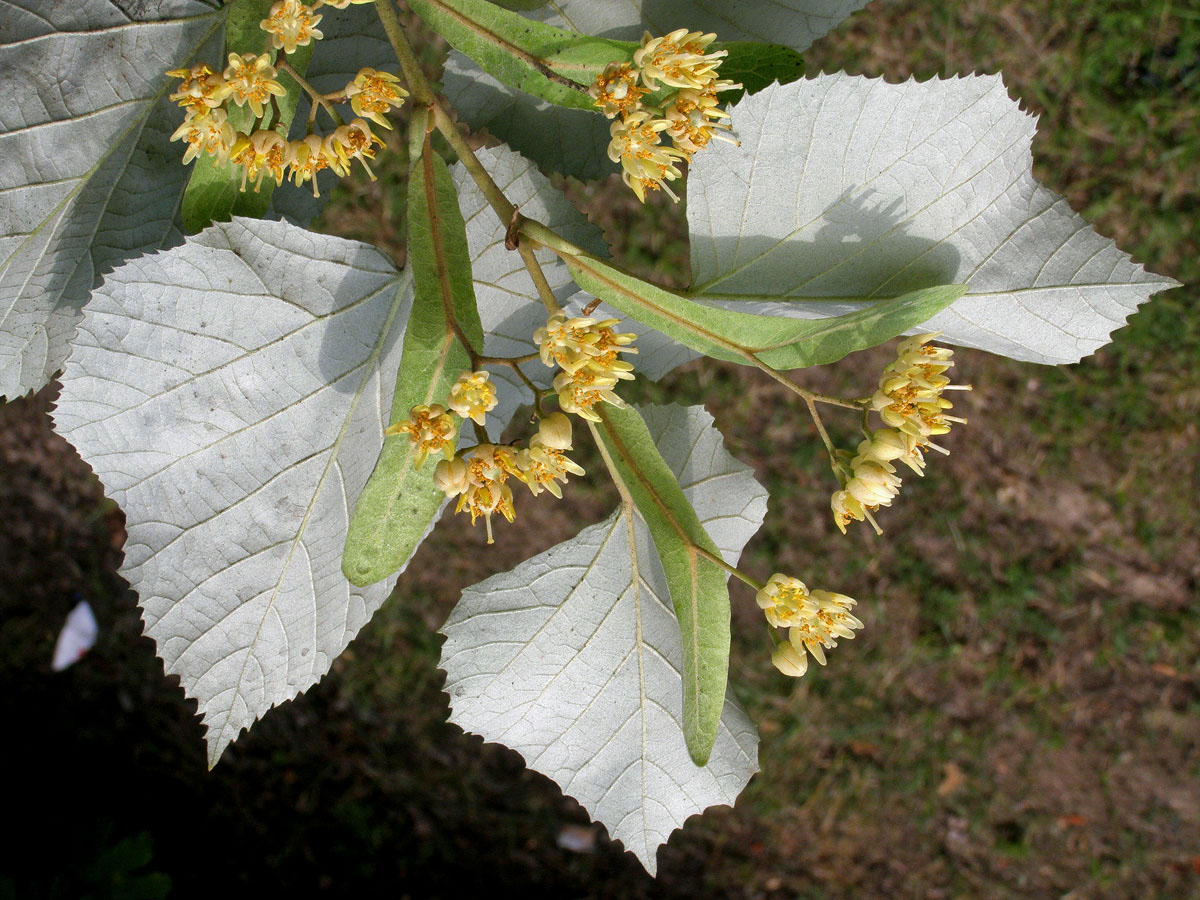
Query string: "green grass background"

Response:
xmin=1 ymin=1 xmax=1197 ymax=898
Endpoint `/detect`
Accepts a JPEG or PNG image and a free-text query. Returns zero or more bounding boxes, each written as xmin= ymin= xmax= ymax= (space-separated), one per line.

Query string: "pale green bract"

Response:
xmin=440 ymin=404 xmax=765 ymax=875
xmin=442 ymin=0 xmax=870 ymax=177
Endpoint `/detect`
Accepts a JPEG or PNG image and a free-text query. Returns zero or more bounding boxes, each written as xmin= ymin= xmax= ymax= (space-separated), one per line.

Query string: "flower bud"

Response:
xmin=771 ymin=642 xmax=809 ymax=678
xmin=533 ymin=412 xmax=573 ymax=451
xmin=433 ymin=458 xmax=469 ymax=497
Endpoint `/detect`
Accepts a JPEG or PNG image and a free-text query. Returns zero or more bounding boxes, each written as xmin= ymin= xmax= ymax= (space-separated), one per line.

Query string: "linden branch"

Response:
xmin=375 ymin=0 xmax=561 ymax=316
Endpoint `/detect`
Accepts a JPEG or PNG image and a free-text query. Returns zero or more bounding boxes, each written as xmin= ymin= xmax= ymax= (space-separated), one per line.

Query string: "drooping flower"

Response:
xmin=345 ymin=68 xmax=409 ymax=130
xmin=447 ymin=371 xmax=498 ymax=426
xmin=844 ymin=457 xmax=902 ymax=510
xmin=771 ymin=641 xmax=810 ymax=677
xmin=757 ymin=574 xmax=863 ymax=676
xmin=286 ymin=134 xmax=333 ymax=196
xmin=450 ymin=444 xmax=525 ymax=543
xmin=260 ymin=0 xmax=324 ymax=55
xmin=532 ymin=411 xmax=573 ymax=451
xmin=833 ymin=335 xmax=970 ymax=534
xmin=384 ymin=403 xmax=456 ymax=469
xmin=168 ymin=63 xmax=225 ymax=117
xmin=663 ymin=86 xmax=739 ymax=155
xmin=633 ymin=28 xmax=727 ymax=91
xmin=607 ymin=111 xmax=688 ymax=202
xmin=432 ymin=457 xmax=469 ymax=497
xmin=870 ymin=333 xmax=969 ymax=444
xmin=856 ymin=428 xmax=926 ymax=477
xmin=169 ymin=109 xmax=237 ymax=164
xmin=829 ymin=451 xmax=901 ymax=535
xmin=534 ymin=312 xmax=637 ymax=376
xmin=228 ymin=129 xmax=289 ymax=192
xmin=215 ymin=52 xmax=287 ymax=119
xmin=587 ymin=321 xmax=639 ymax=382
xmin=517 ymin=414 xmax=585 ymax=498
xmin=589 ymin=62 xmax=647 ymax=118
xmin=787 ymin=589 xmax=863 ymax=668
xmin=831 ymin=489 xmax=868 ymax=535
xmin=756 ymin=573 xmax=818 ymax=629
xmin=535 ymin=313 xmax=598 ymax=372
xmin=324 ymin=118 xmax=384 ymax=178
xmin=535 ymin=311 xmax=638 ymax=422
xmin=553 ymin=370 xmax=626 ymax=422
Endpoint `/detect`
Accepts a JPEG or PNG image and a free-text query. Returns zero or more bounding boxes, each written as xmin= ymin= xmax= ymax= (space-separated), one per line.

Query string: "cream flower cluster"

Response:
xmin=168 ymin=1 xmax=404 ymax=196
xmin=386 ymin=370 xmax=585 ymax=542
xmin=432 ymin=414 xmax=584 ymax=543
xmin=384 ymin=370 xmax=498 ymax=467
xmin=590 ymin=29 xmax=741 ymax=202
xmin=756 ymin=574 xmax=863 ymax=678
xmin=831 ymin=333 xmax=969 ymax=534
xmin=534 ymin=312 xmax=638 ymax=422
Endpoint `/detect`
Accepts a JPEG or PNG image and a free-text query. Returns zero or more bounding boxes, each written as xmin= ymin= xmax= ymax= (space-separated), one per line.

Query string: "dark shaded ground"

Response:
xmin=2 ymin=1 xmax=1198 ymax=898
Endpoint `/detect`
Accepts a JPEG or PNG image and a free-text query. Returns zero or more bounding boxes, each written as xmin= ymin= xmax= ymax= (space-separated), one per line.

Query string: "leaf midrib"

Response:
xmin=209 ymin=272 xmax=409 ymax=766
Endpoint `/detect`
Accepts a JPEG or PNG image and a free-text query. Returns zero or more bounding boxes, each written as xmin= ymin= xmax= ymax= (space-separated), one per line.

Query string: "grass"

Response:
xmin=2 ymin=0 xmax=1197 ymax=897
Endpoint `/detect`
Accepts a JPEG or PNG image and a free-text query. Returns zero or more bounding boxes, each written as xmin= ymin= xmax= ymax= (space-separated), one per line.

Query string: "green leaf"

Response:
xmin=408 ymin=0 xmax=632 ymax=110
xmin=180 ymin=0 xmax=315 ymax=234
xmin=54 ymin=218 xmax=411 ymax=767
xmin=0 ymin=0 xmax=225 ymax=401
xmin=50 ymin=142 xmax=592 ymax=764
xmin=441 ymin=404 xmax=764 ymax=873
xmin=592 ymin=403 xmax=731 ymax=766
xmin=532 ymin=0 xmax=871 ymax=54
xmin=342 ymin=133 xmax=483 ymax=586
xmin=566 ymin=254 xmax=965 ymax=370
xmin=719 ymin=42 xmax=806 ymax=95
xmin=687 ymin=76 xmax=1181 ymax=364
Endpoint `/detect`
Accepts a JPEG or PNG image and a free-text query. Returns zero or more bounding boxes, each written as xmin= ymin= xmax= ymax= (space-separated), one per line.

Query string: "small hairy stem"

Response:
xmin=374 ymin=2 xmax=521 ymax=232
xmin=476 ymin=352 xmax=540 ymax=366
xmin=514 ymin=365 xmax=548 ymax=415
xmin=420 ymin=0 xmax=590 ymax=95
xmin=749 ymin=362 xmax=866 ymax=411
xmin=277 ymin=60 xmax=343 ymax=126
xmin=693 ymin=546 xmax=764 ymax=592
xmin=431 ymin=105 xmax=517 ymax=224
xmin=519 ymin=219 xmax=585 ymax=258
xmin=472 ymin=420 xmax=490 ymax=444
xmin=766 ymin=624 xmax=784 ymax=649
xmin=804 ymin=396 xmax=837 ymax=463
xmin=476 ymin=354 xmax=548 ymax=414
xmin=517 ymin=238 xmax=562 ymax=314
xmin=375 ymin=0 xmax=436 ymax=106
xmin=588 ymin=420 xmax=636 ymax=513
